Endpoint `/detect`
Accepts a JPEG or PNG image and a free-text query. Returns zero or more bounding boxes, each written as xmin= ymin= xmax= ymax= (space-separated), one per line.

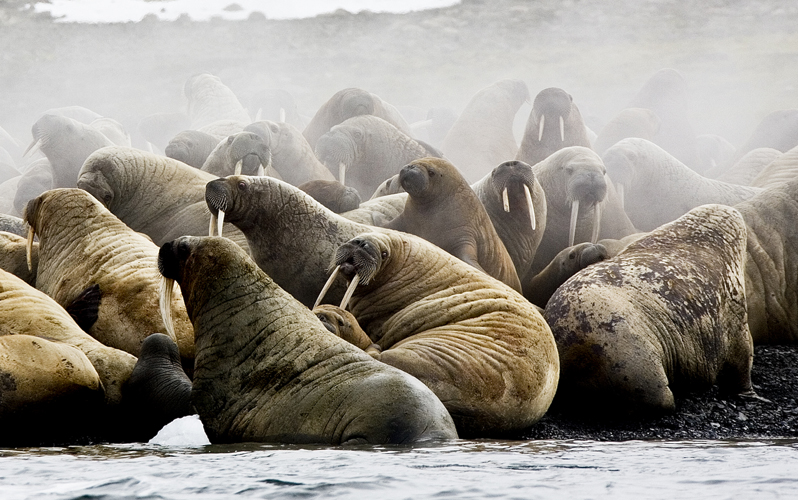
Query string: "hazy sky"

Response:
xmin=34 ymin=0 xmax=460 ymax=22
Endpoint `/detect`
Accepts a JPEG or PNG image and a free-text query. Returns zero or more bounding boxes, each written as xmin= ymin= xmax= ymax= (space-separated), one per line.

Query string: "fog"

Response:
xmin=1 ymin=0 xmax=796 ymax=159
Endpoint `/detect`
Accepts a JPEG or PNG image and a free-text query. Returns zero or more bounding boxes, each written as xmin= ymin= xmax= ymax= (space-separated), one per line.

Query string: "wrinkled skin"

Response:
xmin=516 ymin=87 xmax=591 ymax=167
xmin=472 ymin=160 xmax=547 ymax=281
xmin=750 ymin=144 xmax=798 ymax=190
xmin=0 ymin=267 xmax=136 ymax=408
xmin=544 ymin=205 xmax=755 ymax=416
xmin=732 ymin=109 xmax=798 ymax=164
xmin=201 ymin=131 xmax=277 ymax=178
xmin=122 ymin=333 xmax=194 ymax=441
xmin=0 ymin=213 xmax=28 ymax=238
xmin=0 ymin=231 xmax=38 ymax=285
xmin=245 ymin=120 xmax=334 ymax=185
xmin=602 ymin=138 xmax=761 ymax=231
xmin=158 ymin=236 xmax=457 ymax=445
xmin=529 ymin=146 xmax=636 ymax=277
xmin=441 ymin=79 xmax=530 ymax=182
xmin=523 ymin=242 xmax=608 ymax=308
xmin=165 ymin=130 xmax=221 ymax=169
xmin=25 ymin=114 xmax=113 ymax=189
xmin=711 ymin=147 xmax=782 ymax=186
xmin=298 ymin=180 xmax=361 ymax=213
xmin=592 ymin=107 xmax=661 ymax=155
xmin=339 ymin=191 xmax=407 ymax=226
xmin=319 ymin=231 xmax=559 ymax=437
xmin=383 ymin=157 xmax=522 ymax=292
xmin=184 ymin=73 xmax=251 ymax=130
xmin=302 ymin=87 xmax=412 ymax=149
xmin=24 ymin=188 xmax=194 ymax=362
xmin=315 ymin=115 xmax=430 ymax=198
xmin=695 ymin=134 xmax=736 ymax=173
xmin=204 ymin=175 xmax=381 ymax=308
xmin=627 ymin=68 xmax=701 ymax=171
xmin=77 ymin=146 xmax=249 ymax=250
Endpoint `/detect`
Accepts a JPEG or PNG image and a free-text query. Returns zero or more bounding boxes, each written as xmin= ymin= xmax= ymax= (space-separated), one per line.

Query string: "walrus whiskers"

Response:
xmin=591 ymin=202 xmax=602 ymax=243
xmin=313 ymin=265 xmax=340 ymax=309
xmin=159 ymin=275 xmax=177 ymax=342
xmin=339 ymin=273 xmax=360 ymax=310
xmin=524 ymin=184 xmax=536 ymax=231
xmin=502 ymin=187 xmax=510 ymax=212
xmin=26 ymin=225 xmax=34 ymax=272
xmin=569 ymin=199 xmax=579 ymax=247
xmin=234 ymin=159 xmax=243 ymax=176
xmin=537 ymin=115 xmax=545 ymax=142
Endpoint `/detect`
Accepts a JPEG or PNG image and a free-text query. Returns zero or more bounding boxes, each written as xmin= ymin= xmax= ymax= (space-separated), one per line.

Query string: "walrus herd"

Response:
xmin=1 ymin=68 xmax=797 ymax=446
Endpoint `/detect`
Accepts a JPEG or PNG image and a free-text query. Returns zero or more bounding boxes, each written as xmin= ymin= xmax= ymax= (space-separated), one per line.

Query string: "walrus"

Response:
xmin=710 ymin=147 xmax=782 ymax=186
xmin=77 ymin=146 xmax=249 ymax=251
xmin=528 ymin=146 xmax=636 ymax=277
xmin=298 ymin=180 xmax=362 ymax=213
xmin=602 ymin=138 xmax=761 ymax=231
xmin=12 ymin=157 xmax=54 ymax=216
xmin=0 ymin=231 xmax=38 ymax=285
xmin=731 ymin=109 xmax=798 ymax=164
xmin=313 ymin=231 xmax=560 ymax=437
xmin=0 ymin=267 xmax=136 ymax=407
xmin=24 ymin=188 xmax=194 ymax=361
xmin=471 ymin=160 xmax=547 ymax=282
xmin=158 ymin=235 xmax=457 ymax=444
xmin=164 ymin=129 xmax=221 ymax=169
xmin=382 ymin=157 xmax=522 ymax=292
xmin=544 ymin=204 xmax=756 ymax=415
xmin=516 ymin=87 xmax=592 ymax=167
xmin=200 ymin=131 xmax=278 ymax=178
xmin=183 ymin=73 xmax=251 ymax=130
xmin=592 ymin=107 xmax=661 ymax=155
xmin=314 ymin=114 xmax=432 ymax=198
xmin=339 ymin=192 xmax=408 ymax=226
xmin=440 ymin=79 xmax=530 ymax=182
xmin=522 ymin=242 xmax=608 ymax=308
xmin=750 ymin=144 xmax=798 ymax=190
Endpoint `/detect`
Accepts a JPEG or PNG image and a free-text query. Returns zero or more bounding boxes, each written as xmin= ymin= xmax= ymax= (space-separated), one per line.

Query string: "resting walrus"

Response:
xmin=158 ymin=235 xmax=457 ymax=445
xmin=314 ymin=231 xmax=560 ymax=437
xmin=544 ymin=204 xmax=756 ymax=415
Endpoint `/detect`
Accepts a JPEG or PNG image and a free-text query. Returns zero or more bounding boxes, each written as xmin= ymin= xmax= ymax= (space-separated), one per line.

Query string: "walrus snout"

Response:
xmin=205 ymin=179 xmax=230 ymax=215
xmin=568 ymin=169 xmax=607 ymax=205
xmin=158 ymin=237 xmax=195 ymax=281
xmin=398 ymin=164 xmax=429 ymax=196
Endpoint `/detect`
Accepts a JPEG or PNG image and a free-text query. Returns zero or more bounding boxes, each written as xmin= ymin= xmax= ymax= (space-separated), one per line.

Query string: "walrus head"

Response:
xmin=601 ymin=140 xmax=638 ymax=210
xmin=399 ymin=157 xmax=462 ymax=201
xmin=490 ymin=160 xmax=541 ymax=231
xmin=205 ymin=176 xmax=244 ymax=237
xmin=224 ymin=132 xmax=272 ymax=176
xmin=315 ymin=124 xmax=359 ymax=186
xmin=314 ymin=233 xmax=389 ymax=311
xmin=23 ymin=114 xmax=72 ymax=158
xmin=531 ymin=88 xmax=574 ymax=144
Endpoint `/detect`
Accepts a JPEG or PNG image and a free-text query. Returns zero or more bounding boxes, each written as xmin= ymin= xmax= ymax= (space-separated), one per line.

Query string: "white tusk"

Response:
xmin=23 ymin=138 xmax=42 ymax=158
xmin=159 ymin=276 xmax=177 ymax=342
xmin=537 ymin=115 xmax=545 ymax=142
xmin=338 ymin=162 xmax=346 ymax=186
xmin=569 ymin=199 xmax=579 ymax=247
xmin=502 ymin=187 xmax=510 ymax=212
xmin=146 ymin=141 xmax=155 ymax=154
xmin=591 ymin=202 xmax=602 ymax=243
xmin=279 ymin=107 xmax=286 ymax=123
xmin=216 ymin=210 xmax=225 ymax=238
xmin=234 ymin=159 xmax=243 ymax=176
xmin=257 ymin=163 xmax=265 ymax=177
xmin=615 ymin=182 xmax=625 ymax=210
xmin=339 ymin=273 xmax=360 ymax=311
xmin=255 ymin=108 xmax=263 ymax=122
xmin=26 ymin=225 xmax=34 ymax=272
xmin=524 ymin=184 xmax=536 ymax=231
xmin=559 ymin=115 xmax=565 ymax=142
xmin=209 ymin=213 xmax=216 ymax=236
xmin=314 ymin=265 xmax=340 ymax=309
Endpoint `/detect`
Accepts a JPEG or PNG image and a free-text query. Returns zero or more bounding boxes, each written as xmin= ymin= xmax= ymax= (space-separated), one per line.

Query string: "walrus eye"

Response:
xmin=227 ymin=136 xmax=235 ymax=145
xmin=569 ymin=253 xmax=576 ymax=260
xmin=381 ymin=251 xmax=388 ymax=259
xmin=237 ymin=181 xmax=248 ymax=191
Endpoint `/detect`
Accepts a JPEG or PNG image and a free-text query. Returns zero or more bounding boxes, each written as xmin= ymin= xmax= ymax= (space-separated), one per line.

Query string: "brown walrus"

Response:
xmin=382 ymin=157 xmax=522 ymax=292
xmin=314 ymin=231 xmax=559 ymax=437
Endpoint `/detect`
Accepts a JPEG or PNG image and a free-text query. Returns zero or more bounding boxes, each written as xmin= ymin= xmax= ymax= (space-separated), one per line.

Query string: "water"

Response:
xmin=2 ymin=437 xmax=797 ymax=499
xmin=32 ymin=0 xmax=460 ymax=23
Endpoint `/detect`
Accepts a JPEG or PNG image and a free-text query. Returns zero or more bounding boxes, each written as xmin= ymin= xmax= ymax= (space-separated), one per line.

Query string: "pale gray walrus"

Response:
xmin=730 ymin=108 xmax=798 ymax=164
xmin=440 ymin=79 xmax=530 ymax=183
xmin=77 ymin=146 xmax=249 ymax=250
xmin=544 ymin=204 xmax=756 ymax=415
xmin=158 ymin=235 xmax=457 ymax=444
xmin=184 ymin=73 xmax=251 ymax=130
xmin=523 ymin=242 xmax=608 ymax=308
xmin=165 ymin=129 xmax=221 ymax=169
xmin=516 ymin=87 xmax=592 ymax=167
xmin=708 ymin=147 xmax=782 ymax=186
xmin=749 ymin=144 xmax=798 ymax=191
xmin=24 ymin=188 xmax=195 ymax=361
xmin=602 ymin=138 xmax=762 ymax=231
xmin=200 ymin=131 xmax=279 ymax=178
xmin=591 ymin=107 xmax=661 ymax=156
xmin=313 ymin=230 xmax=560 ymax=437
xmin=298 ymin=180 xmax=362 ymax=213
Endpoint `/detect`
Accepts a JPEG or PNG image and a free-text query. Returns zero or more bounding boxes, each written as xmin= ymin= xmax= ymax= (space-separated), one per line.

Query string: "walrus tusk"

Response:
xmin=279 ymin=107 xmax=286 ymax=123
xmin=159 ymin=276 xmax=177 ymax=343
xmin=569 ymin=199 xmax=579 ymax=247
xmin=339 ymin=273 xmax=360 ymax=311
xmin=257 ymin=163 xmax=265 ymax=177
xmin=524 ymin=184 xmax=536 ymax=231
xmin=559 ymin=115 xmax=565 ymax=142
xmin=615 ymin=182 xmax=625 ymax=210
xmin=209 ymin=213 xmax=216 ymax=236
xmin=591 ymin=202 xmax=602 ymax=243
xmin=234 ymin=159 xmax=243 ymax=176
xmin=338 ymin=162 xmax=346 ymax=186
xmin=314 ymin=265 xmax=340 ymax=309
xmin=26 ymin=225 xmax=34 ymax=272
xmin=23 ymin=138 xmax=42 ymax=157
xmin=146 ymin=141 xmax=155 ymax=154
xmin=502 ymin=187 xmax=510 ymax=212
xmin=216 ymin=210 xmax=225 ymax=238
xmin=538 ymin=115 xmax=545 ymax=142
xmin=255 ymin=108 xmax=263 ymax=121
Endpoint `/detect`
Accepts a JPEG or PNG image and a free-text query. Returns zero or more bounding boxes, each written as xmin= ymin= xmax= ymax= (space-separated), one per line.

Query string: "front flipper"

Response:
xmin=65 ymin=284 xmax=102 ymax=333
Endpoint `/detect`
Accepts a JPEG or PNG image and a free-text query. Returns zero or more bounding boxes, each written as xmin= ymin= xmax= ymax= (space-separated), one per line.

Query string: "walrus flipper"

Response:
xmin=66 ymin=284 xmax=102 ymax=332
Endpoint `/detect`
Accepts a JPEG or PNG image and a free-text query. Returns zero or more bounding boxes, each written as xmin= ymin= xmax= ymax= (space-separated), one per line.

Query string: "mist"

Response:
xmin=0 ymin=0 xmax=796 ymax=159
